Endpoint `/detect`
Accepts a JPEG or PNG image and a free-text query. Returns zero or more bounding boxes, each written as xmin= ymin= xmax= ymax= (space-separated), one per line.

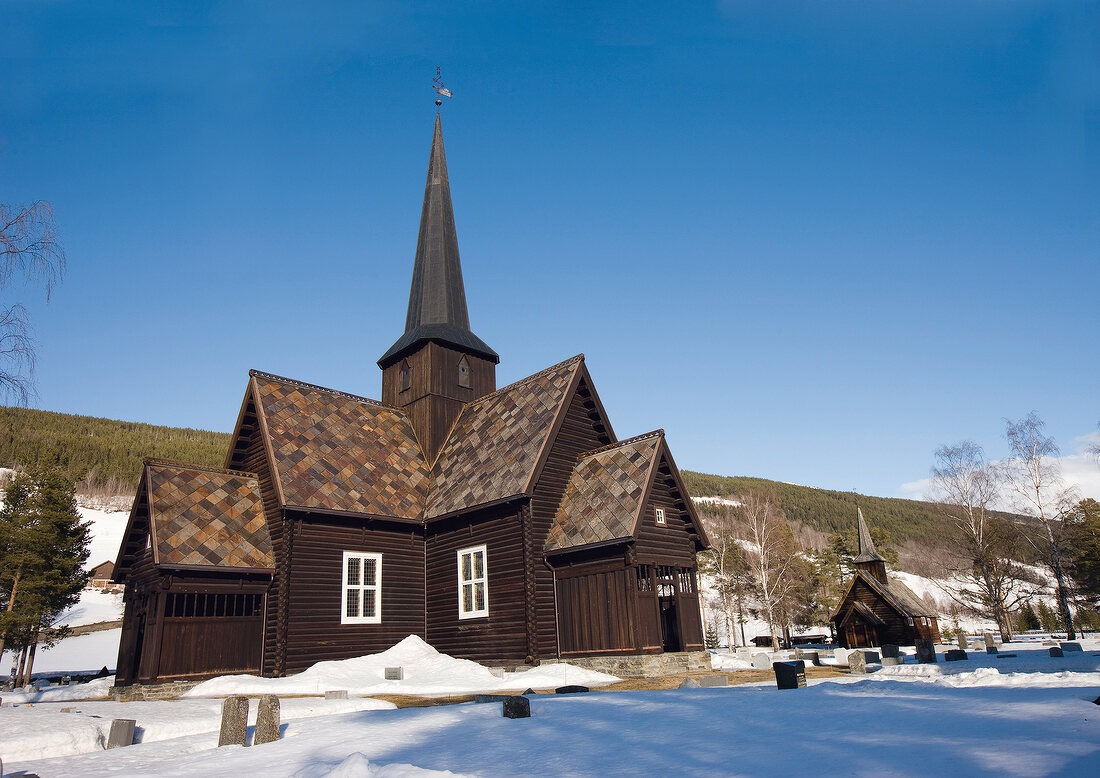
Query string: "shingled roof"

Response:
xmin=833 ymin=570 xmax=937 ymax=621
xmin=251 ymin=371 xmax=430 ymax=519
xmin=544 ymin=432 xmax=663 ymax=552
xmin=144 ymin=460 xmax=274 ymax=571
xmin=424 ymin=355 xmax=584 ymax=519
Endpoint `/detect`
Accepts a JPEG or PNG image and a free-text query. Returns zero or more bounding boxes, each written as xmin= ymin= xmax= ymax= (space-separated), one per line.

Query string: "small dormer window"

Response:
xmin=655 ymin=507 xmax=666 ymax=525
xmin=401 ymin=359 xmax=411 ymax=392
xmin=457 ymin=355 xmax=470 ymax=388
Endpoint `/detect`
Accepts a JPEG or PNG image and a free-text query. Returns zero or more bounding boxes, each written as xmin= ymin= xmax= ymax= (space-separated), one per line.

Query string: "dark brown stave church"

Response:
xmin=113 ymin=115 xmax=710 ymax=685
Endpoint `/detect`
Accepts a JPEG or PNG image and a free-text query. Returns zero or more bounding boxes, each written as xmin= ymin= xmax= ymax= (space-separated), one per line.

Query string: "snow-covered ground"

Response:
xmin=4 ymin=638 xmax=1098 ymax=777
xmin=0 ymin=628 xmax=121 ymax=676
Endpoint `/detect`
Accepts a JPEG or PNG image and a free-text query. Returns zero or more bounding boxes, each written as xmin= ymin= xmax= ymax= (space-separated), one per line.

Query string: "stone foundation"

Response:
xmin=542 ymin=651 xmax=711 ymax=678
xmin=109 ymin=680 xmax=201 ymax=701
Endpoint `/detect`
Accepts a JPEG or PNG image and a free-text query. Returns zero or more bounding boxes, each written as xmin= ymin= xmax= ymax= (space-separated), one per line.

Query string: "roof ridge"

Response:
xmin=578 ymin=429 xmax=663 ymax=459
xmin=143 ymin=458 xmax=258 ymax=480
xmin=466 ymin=354 xmax=585 ymax=407
xmin=249 ymin=369 xmax=387 ymax=408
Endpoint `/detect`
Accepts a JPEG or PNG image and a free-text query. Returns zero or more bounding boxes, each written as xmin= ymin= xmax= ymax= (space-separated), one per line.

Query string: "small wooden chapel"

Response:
xmin=831 ymin=508 xmax=940 ymax=648
xmin=112 ymin=113 xmax=710 ymax=685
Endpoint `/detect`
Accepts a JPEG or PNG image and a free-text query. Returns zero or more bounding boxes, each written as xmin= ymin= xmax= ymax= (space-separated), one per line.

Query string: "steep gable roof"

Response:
xmin=143 ymin=459 xmax=273 ymax=571
xmin=250 ymin=371 xmax=430 ymax=519
xmin=545 ymin=433 xmax=661 ymax=551
xmin=424 ymin=355 xmax=584 ymax=519
xmin=831 ymin=570 xmax=937 ymax=621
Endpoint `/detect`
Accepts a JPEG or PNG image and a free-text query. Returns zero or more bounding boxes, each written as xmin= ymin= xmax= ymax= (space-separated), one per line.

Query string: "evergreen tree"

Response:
xmin=1064 ymin=498 xmax=1100 ymax=609
xmin=1014 ymin=603 xmax=1041 ymax=633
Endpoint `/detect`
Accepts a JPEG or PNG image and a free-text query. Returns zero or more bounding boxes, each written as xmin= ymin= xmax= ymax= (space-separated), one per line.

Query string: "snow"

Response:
xmin=0 ymin=628 xmax=121 ymax=676
xmin=185 ymin=635 xmax=619 ymax=698
xmin=56 ymin=588 xmax=125 ymax=628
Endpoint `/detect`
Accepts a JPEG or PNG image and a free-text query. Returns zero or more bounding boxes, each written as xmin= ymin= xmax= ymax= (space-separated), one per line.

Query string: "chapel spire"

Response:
xmin=378 ymin=114 xmax=498 ymax=368
xmin=852 ymin=506 xmax=888 ymax=583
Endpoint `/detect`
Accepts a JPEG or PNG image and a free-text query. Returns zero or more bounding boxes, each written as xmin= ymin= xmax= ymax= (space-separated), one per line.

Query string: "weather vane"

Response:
xmin=433 ymin=66 xmax=453 ymax=108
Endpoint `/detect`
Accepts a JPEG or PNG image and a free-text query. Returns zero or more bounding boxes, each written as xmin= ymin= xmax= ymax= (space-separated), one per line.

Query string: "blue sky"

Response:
xmin=3 ymin=1 xmax=1098 ymax=500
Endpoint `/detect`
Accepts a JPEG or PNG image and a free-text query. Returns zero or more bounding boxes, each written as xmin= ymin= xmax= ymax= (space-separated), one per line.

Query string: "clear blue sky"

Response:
xmin=3 ymin=1 xmax=1098 ymax=499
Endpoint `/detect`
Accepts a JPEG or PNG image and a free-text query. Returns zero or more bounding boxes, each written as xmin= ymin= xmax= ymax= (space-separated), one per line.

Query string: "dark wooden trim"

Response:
xmin=545 ymin=537 xmax=632 ymax=559
xmin=283 ymin=504 xmax=424 ymax=526
xmin=522 ymin=360 xmax=584 ymax=497
xmin=656 ymin=438 xmax=711 ymax=549
xmin=626 ymin=439 xmax=663 ymax=538
xmin=250 ymin=378 xmax=288 ymax=508
xmin=157 ymin=564 xmax=275 ymax=576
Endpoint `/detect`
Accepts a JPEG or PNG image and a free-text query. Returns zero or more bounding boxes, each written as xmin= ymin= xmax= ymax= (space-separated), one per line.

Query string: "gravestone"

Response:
xmin=487 ymin=667 xmax=505 ymax=679
xmin=60 ymin=706 xmax=77 ymax=713
xmin=384 ymin=667 xmax=404 ymax=680
xmin=881 ymin=657 xmax=903 ymax=666
xmin=678 ymin=678 xmax=701 ymax=689
xmin=881 ymin=644 xmax=901 ymax=659
xmin=107 ymin=719 xmax=136 ymax=749
xmin=773 ymin=660 xmax=807 ymax=690
xmin=502 ymin=695 xmax=531 ymax=719
xmin=862 ymin=651 xmax=880 ymax=664
xmin=1049 ymin=647 xmax=1064 ymax=658
xmin=995 ymin=653 xmax=1017 ymax=658
xmin=324 ymin=690 xmax=348 ymax=700
xmin=958 ymin=633 xmax=969 ymax=650
xmin=793 ymin=647 xmax=803 ymax=659
xmin=944 ymin=649 xmax=968 ymax=661
xmin=218 ymin=696 xmax=249 ymax=747
xmin=554 ymin=685 xmax=589 ymax=694
xmin=698 ymin=675 xmax=728 ymax=688
xmin=521 ymin=688 xmax=535 ymax=695
xmin=848 ymin=651 xmax=867 ymax=674
xmin=1059 ymin=642 xmax=1083 ymax=653
xmin=254 ymin=695 xmax=280 ymax=745
xmin=801 ymin=651 xmax=821 ymax=666
xmin=915 ymin=639 xmax=937 ymax=664
xmin=473 ymin=694 xmax=498 ymax=704
xmin=983 ymin=633 xmax=997 ymax=650
xmin=833 ymin=648 xmax=849 ymax=665
xmin=986 ymin=645 xmax=999 ymax=655
xmin=751 ymin=653 xmax=772 ymax=670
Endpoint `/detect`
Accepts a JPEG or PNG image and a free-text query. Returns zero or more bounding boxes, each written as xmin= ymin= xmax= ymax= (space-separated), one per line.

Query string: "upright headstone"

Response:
xmin=324 ymin=690 xmax=348 ymax=700
xmin=862 ymin=651 xmax=880 ymax=664
xmin=848 ymin=651 xmax=867 ymax=674
xmin=915 ymin=639 xmax=937 ymax=664
xmin=986 ymin=645 xmax=999 ymax=655
xmin=107 ymin=719 xmax=136 ymax=749
xmin=678 ymin=678 xmax=701 ymax=689
xmin=554 ymin=685 xmax=589 ymax=694
xmin=881 ymin=644 xmax=900 ymax=659
xmin=944 ymin=649 xmax=968 ymax=661
xmin=1059 ymin=642 xmax=1083 ymax=653
xmin=1049 ymin=646 xmax=1064 ymax=658
xmin=881 ymin=657 xmax=903 ymax=666
xmin=958 ymin=633 xmax=969 ymax=650
xmin=773 ymin=660 xmax=807 ymax=690
xmin=801 ymin=651 xmax=821 ymax=666
xmin=254 ymin=695 xmax=280 ymax=745
xmin=833 ymin=648 xmax=849 ymax=665
xmin=698 ymin=675 xmax=728 ymax=688
xmin=473 ymin=694 xmax=498 ymax=704
xmin=751 ymin=653 xmax=772 ymax=670
xmin=502 ymin=695 xmax=531 ymax=719
xmin=384 ymin=667 xmax=404 ymax=680
xmin=218 ymin=696 xmax=249 ymax=747
xmin=983 ymin=633 xmax=997 ymax=651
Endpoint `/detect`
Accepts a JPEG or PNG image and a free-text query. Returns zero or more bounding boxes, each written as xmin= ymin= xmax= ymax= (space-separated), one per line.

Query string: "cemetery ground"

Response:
xmin=2 ymin=637 xmax=1098 ymax=777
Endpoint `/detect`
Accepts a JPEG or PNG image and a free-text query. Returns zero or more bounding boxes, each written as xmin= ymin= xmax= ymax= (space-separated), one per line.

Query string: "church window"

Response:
xmin=457 ymin=355 xmax=470 ymax=388
xmin=457 ymin=545 xmax=488 ymax=619
xmin=655 ymin=507 xmax=666 ymax=525
xmin=342 ymin=551 xmax=382 ymax=624
xmin=907 ymin=617 xmax=914 ymax=626
xmin=400 ymin=360 xmax=411 ymax=392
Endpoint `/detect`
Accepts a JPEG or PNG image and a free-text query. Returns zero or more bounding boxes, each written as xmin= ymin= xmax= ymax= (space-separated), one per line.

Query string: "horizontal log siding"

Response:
xmin=840 ymin=578 xmax=941 ymax=646
xmin=635 ymin=457 xmax=699 ymax=567
xmin=284 ymin=512 xmax=426 ymax=674
xmin=425 ymin=505 xmax=527 ymax=661
xmin=529 ymin=378 xmax=613 ymax=657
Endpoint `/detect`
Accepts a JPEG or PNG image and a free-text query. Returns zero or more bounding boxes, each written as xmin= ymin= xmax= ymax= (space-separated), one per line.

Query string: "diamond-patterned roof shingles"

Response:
xmin=147 ymin=463 xmax=274 ymax=570
xmin=545 ymin=435 xmax=660 ymax=552
xmin=254 ymin=376 xmax=430 ymax=519
xmin=424 ymin=356 xmax=582 ymax=519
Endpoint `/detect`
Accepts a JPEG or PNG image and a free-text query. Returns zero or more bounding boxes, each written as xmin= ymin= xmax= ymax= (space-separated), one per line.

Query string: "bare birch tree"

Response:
xmin=1002 ymin=413 xmax=1079 ymax=639
xmin=737 ymin=491 xmax=801 ymax=650
xmin=930 ymin=441 xmax=1035 ymax=639
xmin=697 ymin=500 xmax=752 ymax=647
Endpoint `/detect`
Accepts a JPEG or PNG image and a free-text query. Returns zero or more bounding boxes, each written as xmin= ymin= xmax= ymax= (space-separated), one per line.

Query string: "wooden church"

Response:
xmin=113 ymin=115 xmax=710 ymax=685
xmin=831 ymin=508 xmax=940 ymax=648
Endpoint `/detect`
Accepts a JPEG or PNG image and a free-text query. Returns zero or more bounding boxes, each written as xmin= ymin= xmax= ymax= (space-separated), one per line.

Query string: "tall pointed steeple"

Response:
xmin=852 ymin=506 xmax=888 ymax=583
xmin=379 ymin=114 xmax=498 ymax=367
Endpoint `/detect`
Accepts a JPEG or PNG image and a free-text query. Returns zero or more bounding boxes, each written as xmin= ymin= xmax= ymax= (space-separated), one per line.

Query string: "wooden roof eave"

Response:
xmin=223 ymin=374 xmax=258 ymax=471
xmin=156 ymin=562 xmax=275 ymax=576
xmin=145 ymin=466 xmax=162 ymax=568
xmin=284 ymin=504 xmax=425 ymax=526
xmin=545 ymin=535 xmax=633 ymax=559
xmin=830 ymin=576 xmax=860 ymax=622
xmin=627 ymin=437 xmax=664 ymax=538
xmin=424 ymin=493 xmax=527 ymax=524
xmin=248 ymin=374 xmax=288 ymax=508
xmin=657 ymin=437 xmax=711 ymax=550
xmin=113 ymin=467 xmax=150 ymax=580
xmin=521 ymin=357 xmax=586 ymax=498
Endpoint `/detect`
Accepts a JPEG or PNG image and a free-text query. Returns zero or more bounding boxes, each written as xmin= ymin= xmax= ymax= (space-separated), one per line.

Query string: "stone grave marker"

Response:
xmin=773 ymin=660 xmax=806 ymax=690
xmin=1049 ymin=647 xmax=1064 ymax=658
xmin=986 ymin=645 xmax=999 ymax=655
xmin=554 ymin=685 xmax=589 ymax=694
xmin=521 ymin=688 xmax=535 ymax=695
xmin=107 ymin=719 xmax=136 ymax=749
xmin=487 ymin=667 xmax=505 ymax=679
xmin=384 ymin=667 xmax=404 ymax=680
xmin=698 ymin=675 xmax=728 ymax=688
xmin=218 ymin=696 xmax=249 ymax=747
xmin=983 ymin=633 xmax=998 ymax=650
xmin=958 ymin=633 xmax=969 ymax=650
xmin=324 ymin=690 xmax=348 ymax=700
xmin=801 ymin=651 xmax=821 ymax=666
xmin=833 ymin=648 xmax=849 ymax=665
xmin=915 ymin=639 xmax=937 ymax=664
xmin=60 ymin=706 xmax=77 ymax=713
xmin=944 ymin=649 xmax=967 ymax=661
xmin=848 ymin=651 xmax=867 ymax=674
xmin=862 ymin=651 xmax=880 ymax=664
xmin=502 ymin=695 xmax=531 ymax=719
xmin=881 ymin=644 xmax=901 ymax=659
xmin=473 ymin=694 xmax=498 ymax=704
xmin=1060 ymin=642 xmax=1083 ymax=653
xmin=881 ymin=657 xmax=903 ymax=666
xmin=254 ymin=695 xmax=280 ymax=745
xmin=678 ymin=678 xmax=701 ymax=689
xmin=751 ymin=653 xmax=772 ymax=670
xmin=995 ymin=653 xmax=1017 ymax=658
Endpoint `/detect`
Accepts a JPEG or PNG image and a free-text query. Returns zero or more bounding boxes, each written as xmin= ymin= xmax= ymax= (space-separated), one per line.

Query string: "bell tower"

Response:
xmin=378 ymin=114 xmax=498 ymax=461
xmin=852 ymin=507 xmax=888 ymax=584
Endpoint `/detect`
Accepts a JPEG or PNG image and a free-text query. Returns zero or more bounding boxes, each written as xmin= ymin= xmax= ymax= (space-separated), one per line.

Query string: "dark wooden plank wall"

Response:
xmin=424 ymin=505 xmax=527 ymax=661
xmin=528 ymin=378 xmax=613 ymax=658
xmin=841 ymin=578 xmax=941 ymax=646
xmin=283 ymin=512 xmax=426 ymax=674
xmin=555 ymin=560 xmax=636 ymax=655
xmin=635 ymin=456 xmax=699 ymax=567
xmin=157 ymin=615 xmax=263 ymax=678
xmin=115 ymin=491 xmax=161 ymax=684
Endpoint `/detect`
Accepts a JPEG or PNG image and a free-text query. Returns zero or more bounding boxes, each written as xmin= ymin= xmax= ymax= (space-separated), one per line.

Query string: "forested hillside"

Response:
xmin=0 ymin=407 xmax=230 ymax=492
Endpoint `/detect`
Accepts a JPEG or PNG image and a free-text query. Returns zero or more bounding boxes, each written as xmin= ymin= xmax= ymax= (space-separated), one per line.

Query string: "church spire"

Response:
xmin=853 ymin=507 xmax=886 ymax=563
xmin=378 ymin=114 xmax=498 ymax=368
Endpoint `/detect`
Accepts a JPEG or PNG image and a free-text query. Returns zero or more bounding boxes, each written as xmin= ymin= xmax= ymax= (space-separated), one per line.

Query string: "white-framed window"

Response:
xmin=342 ymin=551 xmax=381 ymax=624
xmin=457 ymin=545 xmax=488 ymax=619
xmin=655 ymin=507 xmax=666 ymax=525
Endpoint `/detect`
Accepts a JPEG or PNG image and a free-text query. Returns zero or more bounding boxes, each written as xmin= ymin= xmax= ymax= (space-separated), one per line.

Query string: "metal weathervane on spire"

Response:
xmin=433 ymin=66 xmax=453 ymax=107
